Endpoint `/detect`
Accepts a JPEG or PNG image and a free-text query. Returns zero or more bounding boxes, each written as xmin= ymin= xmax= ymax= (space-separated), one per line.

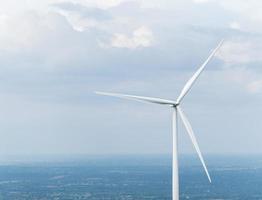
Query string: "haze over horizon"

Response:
xmin=0 ymin=0 xmax=261 ymax=156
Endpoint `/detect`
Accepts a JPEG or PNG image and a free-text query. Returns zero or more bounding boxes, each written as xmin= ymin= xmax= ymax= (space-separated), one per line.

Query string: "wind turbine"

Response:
xmin=95 ymin=40 xmax=224 ymax=200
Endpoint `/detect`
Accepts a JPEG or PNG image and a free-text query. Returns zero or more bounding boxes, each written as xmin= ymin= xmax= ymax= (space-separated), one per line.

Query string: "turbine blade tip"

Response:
xmin=95 ymin=91 xmax=106 ymax=95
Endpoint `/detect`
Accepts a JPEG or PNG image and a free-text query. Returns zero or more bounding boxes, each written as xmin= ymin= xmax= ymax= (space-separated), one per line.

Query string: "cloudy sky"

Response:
xmin=0 ymin=0 xmax=262 ymax=156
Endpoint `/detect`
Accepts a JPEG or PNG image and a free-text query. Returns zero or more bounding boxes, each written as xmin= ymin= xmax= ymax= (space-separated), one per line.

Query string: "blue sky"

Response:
xmin=0 ymin=0 xmax=262 ymax=155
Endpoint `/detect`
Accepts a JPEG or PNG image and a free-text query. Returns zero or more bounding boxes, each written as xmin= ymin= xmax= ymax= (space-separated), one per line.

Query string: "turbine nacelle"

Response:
xmin=172 ymin=103 xmax=179 ymax=107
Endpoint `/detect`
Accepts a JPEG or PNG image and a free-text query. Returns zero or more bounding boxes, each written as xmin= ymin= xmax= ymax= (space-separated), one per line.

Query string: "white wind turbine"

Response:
xmin=95 ymin=40 xmax=224 ymax=200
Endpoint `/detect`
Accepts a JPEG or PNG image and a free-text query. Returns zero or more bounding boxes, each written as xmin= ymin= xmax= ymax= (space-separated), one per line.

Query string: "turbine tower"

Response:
xmin=96 ymin=40 xmax=224 ymax=200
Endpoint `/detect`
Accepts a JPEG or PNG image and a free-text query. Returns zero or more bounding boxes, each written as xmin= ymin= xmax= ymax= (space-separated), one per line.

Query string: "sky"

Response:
xmin=0 ymin=0 xmax=262 ymax=156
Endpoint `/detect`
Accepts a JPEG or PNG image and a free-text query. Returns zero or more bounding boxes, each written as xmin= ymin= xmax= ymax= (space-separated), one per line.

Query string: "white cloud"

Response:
xmin=52 ymin=9 xmax=100 ymax=32
xmin=191 ymin=0 xmax=262 ymax=29
xmin=109 ymin=26 xmax=154 ymax=49
xmin=247 ymin=80 xmax=262 ymax=94
xmin=93 ymin=0 xmax=129 ymax=8
xmin=216 ymin=38 xmax=262 ymax=93
xmin=229 ymin=21 xmax=241 ymax=30
xmin=193 ymin=0 xmax=211 ymax=3
xmin=193 ymin=0 xmax=262 ymax=23
xmin=58 ymin=0 xmax=129 ymax=9
xmin=50 ymin=2 xmax=113 ymax=32
xmin=0 ymin=11 xmax=70 ymax=51
xmin=221 ymin=67 xmax=262 ymax=94
xmin=218 ymin=0 xmax=262 ymax=21
xmin=216 ymin=39 xmax=262 ymax=64
xmin=216 ymin=41 xmax=251 ymax=64
xmin=0 ymin=12 xmax=42 ymax=50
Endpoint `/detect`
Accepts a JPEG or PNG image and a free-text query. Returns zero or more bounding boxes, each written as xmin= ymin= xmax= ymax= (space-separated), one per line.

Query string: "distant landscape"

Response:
xmin=0 ymin=155 xmax=261 ymax=199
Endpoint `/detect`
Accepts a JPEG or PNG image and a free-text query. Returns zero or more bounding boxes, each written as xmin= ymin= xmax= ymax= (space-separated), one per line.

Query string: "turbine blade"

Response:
xmin=177 ymin=106 xmax=211 ymax=183
xmin=176 ymin=40 xmax=224 ymax=104
xmin=95 ymin=91 xmax=177 ymax=105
